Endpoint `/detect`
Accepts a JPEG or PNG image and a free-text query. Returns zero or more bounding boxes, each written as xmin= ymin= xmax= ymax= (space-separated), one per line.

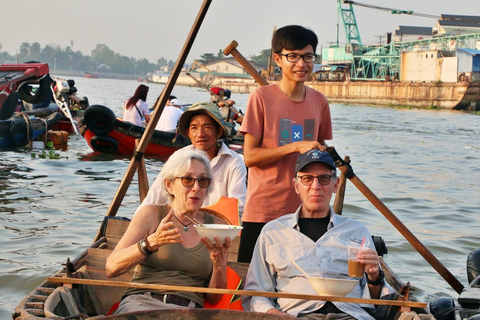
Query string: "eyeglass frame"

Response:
xmin=278 ymin=53 xmax=318 ymax=63
xmin=174 ymin=176 xmax=212 ymax=188
xmin=297 ymin=174 xmax=334 ymax=186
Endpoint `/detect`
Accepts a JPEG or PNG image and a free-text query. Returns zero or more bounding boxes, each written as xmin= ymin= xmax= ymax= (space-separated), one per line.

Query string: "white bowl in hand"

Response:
xmin=307 ymin=277 xmax=357 ymax=296
xmin=194 ymin=224 xmax=243 ymax=244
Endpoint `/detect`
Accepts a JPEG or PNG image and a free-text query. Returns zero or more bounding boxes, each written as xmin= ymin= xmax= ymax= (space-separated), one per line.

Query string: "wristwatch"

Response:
xmin=366 ymin=269 xmax=384 ymax=286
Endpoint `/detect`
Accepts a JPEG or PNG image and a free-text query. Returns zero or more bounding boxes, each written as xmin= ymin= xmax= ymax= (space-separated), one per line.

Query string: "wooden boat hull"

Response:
xmin=13 ymin=216 xmax=436 ymax=320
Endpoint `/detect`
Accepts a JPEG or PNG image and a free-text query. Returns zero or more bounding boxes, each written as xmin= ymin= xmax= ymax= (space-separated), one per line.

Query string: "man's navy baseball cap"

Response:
xmin=295 ymin=149 xmax=336 ymax=174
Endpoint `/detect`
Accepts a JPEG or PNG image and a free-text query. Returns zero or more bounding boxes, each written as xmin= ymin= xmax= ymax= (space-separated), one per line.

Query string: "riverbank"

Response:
xmin=176 ymin=74 xmax=480 ymax=110
xmin=51 ymin=69 xmax=480 ymax=110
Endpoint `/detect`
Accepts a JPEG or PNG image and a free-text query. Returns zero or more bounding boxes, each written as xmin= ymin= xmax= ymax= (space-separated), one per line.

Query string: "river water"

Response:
xmin=1 ymin=77 xmax=479 ymax=318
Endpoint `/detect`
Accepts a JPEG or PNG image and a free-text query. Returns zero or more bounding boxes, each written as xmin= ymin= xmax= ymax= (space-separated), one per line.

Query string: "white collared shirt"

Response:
xmin=242 ymin=206 xmax=395 ymax=319
xmin=135 ymin=143 xmax=247 ymax=217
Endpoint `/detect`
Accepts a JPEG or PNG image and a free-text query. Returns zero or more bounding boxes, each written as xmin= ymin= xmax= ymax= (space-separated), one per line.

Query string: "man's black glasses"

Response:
xmin=297 ymin=174 xmax=333 ymax=186
xmin=279 ymin=53 xmax=317 ymax=63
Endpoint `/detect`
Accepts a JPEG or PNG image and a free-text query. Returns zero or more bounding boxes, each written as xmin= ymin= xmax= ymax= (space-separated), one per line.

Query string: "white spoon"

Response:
xmin=290 ymin=260 xmax=310 ymax=278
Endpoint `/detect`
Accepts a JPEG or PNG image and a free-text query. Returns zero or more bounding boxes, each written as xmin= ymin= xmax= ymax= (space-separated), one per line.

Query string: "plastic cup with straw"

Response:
xmin=348 ymin=237 xmax=366 ymax=278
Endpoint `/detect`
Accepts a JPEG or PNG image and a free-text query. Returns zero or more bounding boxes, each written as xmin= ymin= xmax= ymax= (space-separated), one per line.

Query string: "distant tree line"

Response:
xmin=0 ymin=42 xmax=272 ymax=75
xmin=0 ymin=42 xmax=173 ymax=76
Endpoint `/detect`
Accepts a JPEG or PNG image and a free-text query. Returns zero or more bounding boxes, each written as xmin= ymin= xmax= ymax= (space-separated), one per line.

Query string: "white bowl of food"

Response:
xmin=307 ymin=277 xmax=357 ymax=296
xmin=194 ymin=224 xmax=243 ymax=244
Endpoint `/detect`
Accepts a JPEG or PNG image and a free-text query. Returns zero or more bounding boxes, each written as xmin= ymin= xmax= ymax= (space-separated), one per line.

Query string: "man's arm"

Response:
xmin=242 ymin=234 xmax=279 ymax=313
xmin=243 ymin=133 xmax=326 ymax=168
xmin=358 ymin=248 xmax=384 ymax=299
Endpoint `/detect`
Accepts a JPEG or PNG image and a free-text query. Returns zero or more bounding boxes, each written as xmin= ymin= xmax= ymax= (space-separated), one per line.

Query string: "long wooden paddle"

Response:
xmin=93 ymin=0 xmax=213 ymax=242
xmin=46 ymin=277 xmax=427 ymax=308
xmin=327 ymin=147 xmax=465 ymax=294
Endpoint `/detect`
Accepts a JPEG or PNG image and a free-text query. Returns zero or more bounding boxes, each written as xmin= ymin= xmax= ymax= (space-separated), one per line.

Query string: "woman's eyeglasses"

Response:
xmin=297 ymin=174 xmax=332 ymax=186
xmin=175 ymin=176 xmax=212 ymax=188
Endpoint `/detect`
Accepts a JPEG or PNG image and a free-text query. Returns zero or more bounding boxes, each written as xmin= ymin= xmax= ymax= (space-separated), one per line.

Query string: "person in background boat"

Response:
xmin=217 ymin=99 xmax=243 ymax=136
xmin=150 ymin=94 xmax=177 ymax=113
xmin=209 ymin=87 xmax=243 ymax=135
xmin=123 ymin=84 xmax=151 ymax=126
xmin=243 ymin=149 xmax=395 ymax=319
xmin=106 ymin=149 xmax=231 ymax=313
xmin=135 ymin=102 xmax=247 ymax=217
xmin=238 ymin=25 xmax=333 ymax=263
xmin=217 ymin=100 xmax=243 ymax=124
xmin=32 ymin=79 xmax=55 ymax=110
xmin=156 ymin=98 xmax=184 ymax=132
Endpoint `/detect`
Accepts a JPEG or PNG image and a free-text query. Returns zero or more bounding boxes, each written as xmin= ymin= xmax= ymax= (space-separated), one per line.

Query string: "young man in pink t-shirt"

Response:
xmin=238 ymin=25 xmax=333 ymax=263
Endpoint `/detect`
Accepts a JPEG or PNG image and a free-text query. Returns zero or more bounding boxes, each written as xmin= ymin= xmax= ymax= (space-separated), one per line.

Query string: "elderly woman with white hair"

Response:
xmin=106 ymin=148 xmax=231 ymax=313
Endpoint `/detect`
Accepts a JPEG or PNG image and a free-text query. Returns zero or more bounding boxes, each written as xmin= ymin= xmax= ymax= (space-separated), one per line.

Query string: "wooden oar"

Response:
xmin=135 ymin=139 xmax=149 ymax=202
xmin=223 ymin=41 xmax=269 ymax=86
xmin=46 ymin=277 xmax=427 ymax=308
xmin=185 ymin=72 xmax=242 ymax=119
xmin=333 ymin=155 xmax=349 ymax=215
xmin=327 ymin=146 xmax=465 ymax=294
xmin=93 ymin=0 xmax=213 ymax=242
xmin=185 ymin=72 xmax=217 ymax=96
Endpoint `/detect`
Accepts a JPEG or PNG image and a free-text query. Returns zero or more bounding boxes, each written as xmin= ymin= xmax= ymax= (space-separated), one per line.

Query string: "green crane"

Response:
xmin=333 ymin=0 xmax=440 ymax=80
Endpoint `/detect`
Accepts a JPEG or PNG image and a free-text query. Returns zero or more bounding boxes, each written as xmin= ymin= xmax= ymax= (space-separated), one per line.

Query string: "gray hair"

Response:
xmin=160 ymin=148 xmax=212 ymax=202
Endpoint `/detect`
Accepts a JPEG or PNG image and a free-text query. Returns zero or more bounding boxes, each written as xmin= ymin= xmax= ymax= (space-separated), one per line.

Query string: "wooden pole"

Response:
xmin=136 ymin=139 xmax=149 ymax=202
xmin=333 ymin=155 xmax=349 ymax=215
xmin=185 ymin=72 xmax=216 ymax=95
xmin=223 ymin=41 xmax=269 ymax=86
xmin=328 ymin=147 xmax=465 ymax=294
xmin=47 ymin=277 xmax=427 ymax=309
xmin=93 ymin=0 xmax=212 ymax=242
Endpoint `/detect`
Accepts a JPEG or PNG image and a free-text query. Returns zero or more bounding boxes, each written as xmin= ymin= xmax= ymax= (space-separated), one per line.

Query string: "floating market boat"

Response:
xmin=0 ymin=62 xmax=89 ymax=149
xmin=0 ymin=111 xmax=62 ymax=150
xmin=81 ymin=104 xmax=244 ymax=157
xmin=13 ymin=193 xmax=441 ymax=320
xmin=0 ymin=62 xmax=52 ymax=120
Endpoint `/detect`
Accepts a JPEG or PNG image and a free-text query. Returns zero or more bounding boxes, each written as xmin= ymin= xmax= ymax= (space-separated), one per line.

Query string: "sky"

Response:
xmin=1 ymin=0 xmax=479 ymax=64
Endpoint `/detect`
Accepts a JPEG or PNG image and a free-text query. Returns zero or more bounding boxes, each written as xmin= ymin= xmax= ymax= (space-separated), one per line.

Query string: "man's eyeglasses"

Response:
xmin=297 ymin=174 xmax=333 ymax=186
xmin=279 ymin=53 xmax=317 ymax=63
xmin=175 ymin=176 xmax=212 ymax=188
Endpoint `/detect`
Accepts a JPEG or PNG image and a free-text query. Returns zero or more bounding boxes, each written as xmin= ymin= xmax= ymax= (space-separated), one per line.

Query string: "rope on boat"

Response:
xmin=19 ymin=112 xmax=32 ymax=148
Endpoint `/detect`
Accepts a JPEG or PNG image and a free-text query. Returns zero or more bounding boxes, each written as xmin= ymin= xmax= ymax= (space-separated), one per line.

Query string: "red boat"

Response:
xmin=85 ymin=72 xmax=99 ymax=79
xmin=81 ymin=105 xmax=192 ymax=158
xmin=81 ymin=105 xmax=244 ymax=158
xmin=0 ymin=62 xmax=52 ymax=120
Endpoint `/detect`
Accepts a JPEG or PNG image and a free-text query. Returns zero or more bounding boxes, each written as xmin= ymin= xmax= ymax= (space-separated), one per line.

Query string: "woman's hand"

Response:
xmin=201 ymin=236 xmax=231 ymax=271
xmin=149 ymin=211 xmax=182 ymax=251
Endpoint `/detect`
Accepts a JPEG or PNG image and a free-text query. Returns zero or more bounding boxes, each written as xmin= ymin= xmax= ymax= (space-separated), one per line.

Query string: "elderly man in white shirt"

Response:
xmin=243 ymin=149 xmax=397 ymax=320
xmin=136 ymin=102 xmax=246 ymax=217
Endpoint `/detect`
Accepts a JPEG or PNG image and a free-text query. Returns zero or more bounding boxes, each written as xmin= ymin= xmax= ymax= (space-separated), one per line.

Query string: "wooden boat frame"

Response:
xmin=13 ymin=213 xmax=434 ymax=320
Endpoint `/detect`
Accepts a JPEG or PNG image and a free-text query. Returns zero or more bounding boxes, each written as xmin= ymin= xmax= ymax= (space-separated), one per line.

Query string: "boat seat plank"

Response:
xmin=105 ymin=218 xmax=130 ymax=250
